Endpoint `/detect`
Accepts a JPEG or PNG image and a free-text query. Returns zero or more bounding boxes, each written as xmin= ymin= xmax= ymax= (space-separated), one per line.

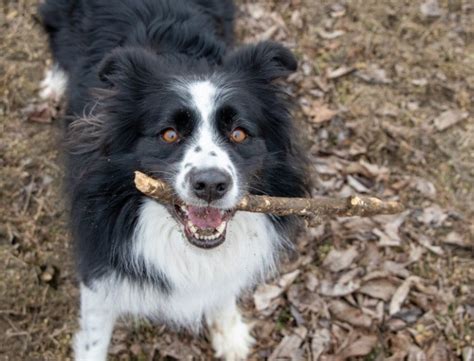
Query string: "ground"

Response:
xmin=0 ymin=0 xmax=473 ymax=360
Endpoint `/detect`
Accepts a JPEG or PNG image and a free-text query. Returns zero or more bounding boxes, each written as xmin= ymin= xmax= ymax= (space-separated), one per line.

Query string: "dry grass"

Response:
xmin=0 ymin=0 xmax=473 ymax=360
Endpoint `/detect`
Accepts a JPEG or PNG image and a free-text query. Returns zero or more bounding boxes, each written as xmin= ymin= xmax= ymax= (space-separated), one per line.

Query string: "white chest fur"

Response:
xmin=97 ymin=199 xmax=281 ymax=328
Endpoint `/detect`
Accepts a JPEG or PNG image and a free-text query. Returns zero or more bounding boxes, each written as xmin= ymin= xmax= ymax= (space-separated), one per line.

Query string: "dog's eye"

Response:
xmin=161 ymin=128 xmax=179 ymax=143
xmin=230 ymin=127 xmax=248 ymax=143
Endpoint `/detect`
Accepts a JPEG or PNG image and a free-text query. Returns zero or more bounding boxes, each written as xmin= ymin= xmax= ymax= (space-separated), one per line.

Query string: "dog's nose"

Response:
xmin=189 ymin=168 xmax=232 ymax=202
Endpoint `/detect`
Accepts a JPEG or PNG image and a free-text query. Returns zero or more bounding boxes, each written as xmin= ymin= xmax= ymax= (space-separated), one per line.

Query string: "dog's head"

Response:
xmin=86 ymin=42 xmax=307 ymax=249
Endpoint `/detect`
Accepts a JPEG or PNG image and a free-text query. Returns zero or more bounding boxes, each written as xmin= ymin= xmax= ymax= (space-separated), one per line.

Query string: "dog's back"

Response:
xmin=40 ymin=0 xmax=234 ymax=115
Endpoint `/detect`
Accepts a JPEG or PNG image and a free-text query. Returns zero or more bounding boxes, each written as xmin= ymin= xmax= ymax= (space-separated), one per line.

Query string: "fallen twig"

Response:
xmin=134 ymin=171 xmax=404 ymax=227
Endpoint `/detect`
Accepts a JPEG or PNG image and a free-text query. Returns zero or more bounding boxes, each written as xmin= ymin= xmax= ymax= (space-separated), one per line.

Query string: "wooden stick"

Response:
xmin=134 ymin=171 xmax=404 ymax=226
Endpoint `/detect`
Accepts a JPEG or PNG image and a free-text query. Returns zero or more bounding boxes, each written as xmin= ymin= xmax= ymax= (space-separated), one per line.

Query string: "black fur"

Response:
xmin=40 ymin=0 xmax=309 ymax=289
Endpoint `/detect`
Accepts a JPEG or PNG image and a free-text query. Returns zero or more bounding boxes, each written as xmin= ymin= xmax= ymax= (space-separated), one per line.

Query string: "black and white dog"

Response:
xmin=40 ymin=0 xmax=309 ymax=359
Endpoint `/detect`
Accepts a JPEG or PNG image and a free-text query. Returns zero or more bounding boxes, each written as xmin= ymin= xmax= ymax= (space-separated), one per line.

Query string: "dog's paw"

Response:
xmin=210 ymin=316 xmax=254 ymax=361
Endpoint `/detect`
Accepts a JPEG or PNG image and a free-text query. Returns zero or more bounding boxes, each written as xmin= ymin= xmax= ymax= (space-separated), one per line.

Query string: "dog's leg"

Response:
xmin=74 ymin=284 xmax=117 ymax=361
xmin=206 ymin=298 xmax=254 ymax=361
xmin=39 ymin=64 xmax=68 ymax=102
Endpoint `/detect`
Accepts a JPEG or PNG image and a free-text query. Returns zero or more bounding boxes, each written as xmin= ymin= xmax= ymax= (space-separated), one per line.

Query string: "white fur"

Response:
xmin=174 ymin=80 xmax=240 ymax=209
xmin=75 ymin=199 xmax=282 ymax=360
xmin=130 ymin=199 xmax=278 ymax=325
xmin=207 ymin=299 xmax=255 ymax=361
xmin=74 ymin=285 xmax=117 ymax=361
xmin=39 ymin=65 xmax=68 ymax=101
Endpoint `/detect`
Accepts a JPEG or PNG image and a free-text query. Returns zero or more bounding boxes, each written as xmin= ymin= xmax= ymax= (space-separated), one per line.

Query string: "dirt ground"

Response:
xmin=0 ymin=0 xmax=473 ymax=360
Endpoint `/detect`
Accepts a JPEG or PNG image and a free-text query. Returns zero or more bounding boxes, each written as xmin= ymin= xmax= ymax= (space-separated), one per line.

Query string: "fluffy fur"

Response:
xmin=40 ymin=0 xmax=309 ymax=359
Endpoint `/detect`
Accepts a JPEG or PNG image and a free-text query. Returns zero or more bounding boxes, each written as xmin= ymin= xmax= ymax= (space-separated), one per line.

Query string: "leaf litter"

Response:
xmin=2 ymin=0 xmax=473 ymax=360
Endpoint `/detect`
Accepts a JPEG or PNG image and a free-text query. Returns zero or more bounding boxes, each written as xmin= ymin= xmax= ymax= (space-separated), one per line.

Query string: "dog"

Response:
xmin=39 ymin=0 xmax=309 ymax=359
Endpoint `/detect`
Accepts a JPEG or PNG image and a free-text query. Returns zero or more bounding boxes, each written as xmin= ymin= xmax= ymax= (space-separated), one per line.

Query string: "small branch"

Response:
xmin=134 ymin=171 xmax=404 ymax=226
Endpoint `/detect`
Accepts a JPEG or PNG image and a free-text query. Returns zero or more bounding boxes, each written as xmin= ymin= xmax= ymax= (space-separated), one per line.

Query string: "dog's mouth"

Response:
xmin=173 ymin=204 xmax=235 ymax=249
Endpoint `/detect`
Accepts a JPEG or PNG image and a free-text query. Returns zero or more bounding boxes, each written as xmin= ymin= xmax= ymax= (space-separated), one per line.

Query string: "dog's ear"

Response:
xmin=98 ymin=47 xmax=157 ymax=87
xmin=223 ymin=41 xmax=297 ymax=81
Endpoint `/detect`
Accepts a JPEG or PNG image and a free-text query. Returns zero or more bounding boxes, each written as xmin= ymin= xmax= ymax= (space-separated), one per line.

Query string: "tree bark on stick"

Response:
xmin=134 ymin=171 xmax=404 ymax=226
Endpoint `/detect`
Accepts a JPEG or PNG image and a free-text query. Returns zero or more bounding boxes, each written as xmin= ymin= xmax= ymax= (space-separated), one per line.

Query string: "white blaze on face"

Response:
xmin=174 ymin=80 xmax=239 ymax=209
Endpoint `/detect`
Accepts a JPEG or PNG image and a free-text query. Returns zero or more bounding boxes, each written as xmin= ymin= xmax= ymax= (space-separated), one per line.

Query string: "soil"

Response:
xmin=1 ymin=0 xmax=472 ymax=360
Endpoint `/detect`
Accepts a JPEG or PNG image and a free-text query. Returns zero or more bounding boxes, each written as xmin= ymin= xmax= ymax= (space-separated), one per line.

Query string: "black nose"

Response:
xmin=189 ymin=168 xmax=232 ymax=202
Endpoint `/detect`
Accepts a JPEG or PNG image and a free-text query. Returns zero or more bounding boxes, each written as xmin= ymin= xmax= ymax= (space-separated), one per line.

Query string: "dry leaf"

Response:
xmin=338 ymin=267 xmax=364 ymax=285
xmin=383 ymin=260 xmax=410 ymax=278
xmin=304 ymin=102 xmax=338 ymax=124
xmin=463 ymin=347 xmax=473 ymax=361
xmin=389 ymin=332 xmax=412 ymax=358
xmin=411 ymin=78 xmax=428 ymax=87
xmin=411 ymin=177 xmax=436 ymax=198
xmin=355 ymin=64 xmax=392 ymax=84
xmin=385 ymin=351 xmax=409 ymax=361
xmin=433 ymin=109 xmax=469 ymax=131
xmin=247 ymin=3 xmax=265 ymax=19
xmin=254 ymin=284 xmax=283 ymax=311
xmin=256 ymin=24 xmax=279 ymax=41
xmin=158 ymin=340 xmax=196 ymax=361
xmin=407 ymin=345 xmax=427 ymax=361
xmin=278 ymin=270 xmax=301 ymax=289
xmin=420 ymin=0 xmax=443 ymax=18
xmin=320 ymin=279 xmax=360 ymax=297
xmin=330 ymin=4 xmax=346 ymax=18
xmin=407 ymin=244 xmax=425 ymax=264
xmin=390 ymin=277 xmax=415 ymax=316
xmin=426 ymin=340 xmax=454 ymax=361
xmin=329 ymin=300 xmax=373 ymax=328
xmin=347 ymin=175 xmax=371 ymax=193
xmin=336 ymin=334 xmax=378 ymax=359
xmin=291 ymin=10 xmax=303 ymax=28
xmin=311 ymin=329 xmax=331 ymax=361
xmin=341 ymin=217 xmax=377 ymax=235
xmin=377 ymin=103 xmax=400 ymax=117
xmin=317 ymin=29 xmax=345 ymax=39
xmin=358 ymin=160 xmax=390 ymax=181
xmin=288 ymin=284 xmax=325 ymax=313
xmin=414 ymin=205 xmax=448 ymax=227
xmin=130 ymin=343 xmax=142 ymax=356
xmin=359 ymin=278 xmax=398 ymax=302
xmin=323 ymin=246 xmax=358 ymax=273
xmin=326 ymin=66 xmax=354 ymax=79
xmin=442 ymin=232 xmax=471 ymax=248
xmin=415 ymin=235 xmax=444 ymax=256
xmin=393 ymin=307 xmax=423 ymax=324
xmin=269 ymin=327 xmax=308 ymax=361
xmin=374 ymin=212 xmax=409 ymax=247
xmin=23 ymin=102 xmax=57 ymax=123
xmin=349 ymin=142 xmax=367 ymax=156
xmin=305 ymin=272 xmax=320 ymax=292
xmin=109 ymin=343 xmax=127 ymax=355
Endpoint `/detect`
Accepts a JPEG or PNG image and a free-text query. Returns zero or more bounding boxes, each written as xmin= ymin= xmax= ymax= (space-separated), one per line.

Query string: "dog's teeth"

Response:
xmin=216 ymin=222 xmax=226 ymax=234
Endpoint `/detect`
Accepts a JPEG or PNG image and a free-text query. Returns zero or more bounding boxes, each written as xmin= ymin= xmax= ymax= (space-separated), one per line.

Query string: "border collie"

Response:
xmin=40 ymin=0 xmax=309 ymax=359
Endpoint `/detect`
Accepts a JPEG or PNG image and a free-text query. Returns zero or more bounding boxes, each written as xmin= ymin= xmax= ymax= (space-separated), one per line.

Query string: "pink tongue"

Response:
xmin=187 ymin=206 xmax=223 ymax=229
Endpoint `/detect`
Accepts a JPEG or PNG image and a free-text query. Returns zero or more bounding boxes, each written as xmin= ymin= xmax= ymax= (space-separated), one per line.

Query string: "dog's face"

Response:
xmin=95 ymin=42 xmax=305 ymax=249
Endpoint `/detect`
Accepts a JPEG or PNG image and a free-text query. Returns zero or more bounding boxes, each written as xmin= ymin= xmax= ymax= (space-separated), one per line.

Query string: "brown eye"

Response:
xmin=230 ymin=127 xmax=248 ymax=143
xmin=161 ymin=128 xmax=179 ymax=143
